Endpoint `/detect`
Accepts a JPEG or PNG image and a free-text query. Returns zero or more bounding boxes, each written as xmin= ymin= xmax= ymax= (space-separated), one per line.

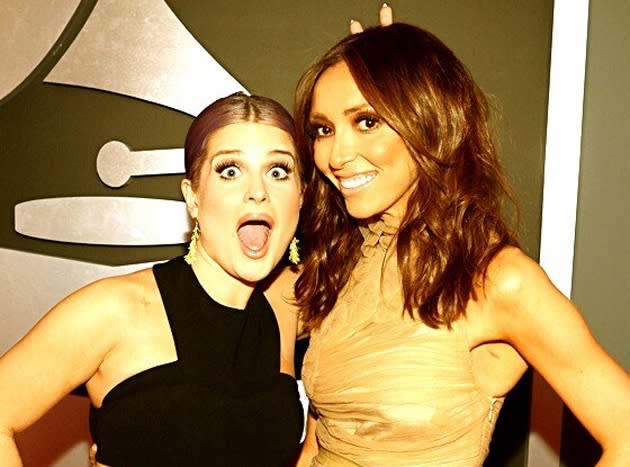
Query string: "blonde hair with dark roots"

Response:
xmin=294 ymin=23 xmax=519 ymax=331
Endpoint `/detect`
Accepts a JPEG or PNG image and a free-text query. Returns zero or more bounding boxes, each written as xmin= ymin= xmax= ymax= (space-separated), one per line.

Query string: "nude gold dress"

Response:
xmin=302 ymin=219 xmax=502 ymax=466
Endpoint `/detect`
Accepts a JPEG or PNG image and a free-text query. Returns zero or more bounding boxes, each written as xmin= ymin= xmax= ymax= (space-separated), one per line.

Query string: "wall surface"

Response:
xmin=573 ymin=0 xmax=629 ymax=373
xmin=561 ymin=1 xmax=630 ymax=465
xmin=1 ymin=1 xmax=553 ymax=465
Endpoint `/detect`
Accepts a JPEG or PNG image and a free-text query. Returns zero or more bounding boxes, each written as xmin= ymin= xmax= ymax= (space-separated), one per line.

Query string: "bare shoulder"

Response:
xmin=475 ymin=246 xmax=594 ymax=341
xmin=64 ymin=267 xmax=157 ymax=324
xmin=106 ymin=267 xmax=157 ymax=300
xmin=474 ymin=246 xmax=561 ymax=342
xmin=483 ymin=246 xmax=548 ymax=303
xmin=481 ymin=247 xmax=557 ymax=321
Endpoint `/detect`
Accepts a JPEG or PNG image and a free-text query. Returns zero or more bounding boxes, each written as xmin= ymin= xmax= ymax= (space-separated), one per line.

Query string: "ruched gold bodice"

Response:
xmin=302 ymin=219 xmax=502 ymax=466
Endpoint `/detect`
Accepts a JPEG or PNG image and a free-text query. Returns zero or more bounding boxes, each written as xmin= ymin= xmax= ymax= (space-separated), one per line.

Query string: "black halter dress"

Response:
xmin=89 ymin=257 xmax=303 ymax=466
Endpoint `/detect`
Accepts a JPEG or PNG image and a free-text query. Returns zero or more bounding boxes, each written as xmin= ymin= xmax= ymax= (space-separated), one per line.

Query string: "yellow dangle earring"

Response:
xmin=288 ymin=237 xmax=300 ymax=265
xmin=184 ymin=220 xmax=200 ymax=265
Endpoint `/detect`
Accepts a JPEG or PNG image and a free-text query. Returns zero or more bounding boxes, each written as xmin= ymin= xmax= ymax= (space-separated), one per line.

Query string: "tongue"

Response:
xmin=237 ymin=224 xmax=269 ymax=251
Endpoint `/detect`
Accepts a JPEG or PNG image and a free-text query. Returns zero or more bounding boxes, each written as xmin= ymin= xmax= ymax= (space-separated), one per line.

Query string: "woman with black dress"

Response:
xmin=0 ymin=93 xmax=304 ymax=466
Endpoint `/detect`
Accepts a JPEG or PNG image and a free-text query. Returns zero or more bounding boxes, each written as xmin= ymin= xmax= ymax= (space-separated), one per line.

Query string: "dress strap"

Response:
xmin=152 ymin=257 xmax=189 ymax=359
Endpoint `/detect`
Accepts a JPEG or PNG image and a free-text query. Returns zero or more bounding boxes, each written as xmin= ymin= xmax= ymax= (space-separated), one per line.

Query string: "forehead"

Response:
xmin=204 ymin=122 xmax=295 ymax=155
xmin=311 ymin=61 xmax=367 ymax=115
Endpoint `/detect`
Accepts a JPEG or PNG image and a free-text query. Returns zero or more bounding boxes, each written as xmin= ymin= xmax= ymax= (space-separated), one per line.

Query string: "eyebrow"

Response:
xmin=210 ymin=149 xmax=296 ymax=161
xmin=309 ymin=103 xmax=373 ymax=121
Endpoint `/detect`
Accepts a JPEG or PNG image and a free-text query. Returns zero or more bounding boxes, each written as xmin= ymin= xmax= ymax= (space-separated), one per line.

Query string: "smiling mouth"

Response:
xmin=339 ymin=173 xmax=376 ymax=191
xmin=237 ymin=219 xmax=271 ymax=258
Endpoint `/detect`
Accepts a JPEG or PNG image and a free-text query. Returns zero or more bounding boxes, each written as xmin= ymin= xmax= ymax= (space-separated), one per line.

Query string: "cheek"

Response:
xmin=271 ymin=183 xmax=302 ymax=215
xmin=382 ymin=142 xmax=415 ymax=176
xmin=198 ymin=188 xmax=233 ymax=221
xmin=370 ymin=138 xmax=401 ymax=165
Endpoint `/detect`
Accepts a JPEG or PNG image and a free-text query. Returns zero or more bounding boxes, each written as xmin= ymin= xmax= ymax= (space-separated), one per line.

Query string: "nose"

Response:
xmin=328 ymin=128 xmax=357 ymax=170
xmin=245 ymin=175 xmax=268 ymax=203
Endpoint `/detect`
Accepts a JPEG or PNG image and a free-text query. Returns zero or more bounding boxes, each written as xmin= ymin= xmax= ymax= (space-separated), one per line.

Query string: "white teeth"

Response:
xmin=339 ymin=173 xmax=376 ymax=189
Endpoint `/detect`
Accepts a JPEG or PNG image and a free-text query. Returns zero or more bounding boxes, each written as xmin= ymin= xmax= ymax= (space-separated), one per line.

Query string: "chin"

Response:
xmin=345 ymin=203 xmax=381 ymax=220
xmin=234 ymin=261 xmax=276 ymax=284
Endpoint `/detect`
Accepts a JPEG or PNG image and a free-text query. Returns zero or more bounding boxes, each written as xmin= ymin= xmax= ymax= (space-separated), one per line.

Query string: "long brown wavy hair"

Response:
xmin=294 ymin=23 xmax=519 ymax=330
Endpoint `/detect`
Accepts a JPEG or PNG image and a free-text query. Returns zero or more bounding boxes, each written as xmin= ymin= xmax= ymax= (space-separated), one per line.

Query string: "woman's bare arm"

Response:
xmin=0 ymin=277 xmax=131 ymax=465
xmin=484 ymin=248 xmax=630 ymax=465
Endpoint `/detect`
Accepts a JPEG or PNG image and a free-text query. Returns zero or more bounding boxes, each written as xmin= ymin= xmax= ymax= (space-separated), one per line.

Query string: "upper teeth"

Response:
xmin=340 ymin=174 xmax=376 ymax=189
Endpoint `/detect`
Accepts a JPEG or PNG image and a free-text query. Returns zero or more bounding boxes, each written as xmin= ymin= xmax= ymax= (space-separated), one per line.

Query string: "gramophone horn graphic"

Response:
xmin=2 ymin=0 xmax=247 ymax=354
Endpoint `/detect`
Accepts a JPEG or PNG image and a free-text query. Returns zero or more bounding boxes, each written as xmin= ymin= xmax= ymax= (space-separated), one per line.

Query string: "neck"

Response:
xmin=191 ymin=242 xmax=256 ymax=310
xmin=378 ymin=212 xmax=402 ymax=229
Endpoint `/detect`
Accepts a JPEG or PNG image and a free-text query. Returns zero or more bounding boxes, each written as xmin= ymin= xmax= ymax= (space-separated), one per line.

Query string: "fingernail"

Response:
xmin=350 ymin=18 xmax=356 ymax=24
xmin=382 ymin=2 xmax=389 ymax=7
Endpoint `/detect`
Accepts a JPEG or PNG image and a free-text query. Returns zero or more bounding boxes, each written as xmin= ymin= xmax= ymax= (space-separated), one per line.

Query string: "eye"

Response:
xmin=267 ymin=163 xmax=291 ymax=180
xmin=310 ymin=123 xmax=333 ymax=139
xmin=356 ymin=114 xmax=380 ymax=131
xmin=215 ymin=162 xmax=242 ymax=180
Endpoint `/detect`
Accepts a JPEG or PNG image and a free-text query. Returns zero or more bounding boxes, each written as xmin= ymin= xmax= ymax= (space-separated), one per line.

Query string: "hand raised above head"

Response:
xmin=350 ymin=3 xmax=394 ymax=34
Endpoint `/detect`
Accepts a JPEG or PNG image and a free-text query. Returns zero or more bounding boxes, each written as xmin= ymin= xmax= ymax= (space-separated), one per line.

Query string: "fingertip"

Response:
xmin=349 ymin=19 xmax=364 ymax=34
xmin=380 ymin=3 xmax=394 ymax=25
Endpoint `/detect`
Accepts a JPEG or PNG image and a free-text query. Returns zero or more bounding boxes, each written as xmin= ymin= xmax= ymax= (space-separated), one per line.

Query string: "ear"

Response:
xmin=181 ymin=178 xmax=199 ymax=219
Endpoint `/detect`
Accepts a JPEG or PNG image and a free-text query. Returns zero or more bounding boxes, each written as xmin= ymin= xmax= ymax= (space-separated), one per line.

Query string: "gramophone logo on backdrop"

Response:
xmin=0 ymin=0 xmax=246 ymax=352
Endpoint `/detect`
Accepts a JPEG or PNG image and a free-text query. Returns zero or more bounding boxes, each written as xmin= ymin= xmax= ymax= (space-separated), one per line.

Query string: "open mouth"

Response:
xmin=237 ymin=218 xmax=272 ymax=258
xmin=339 ymin=173 xmax=376 ymax=191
